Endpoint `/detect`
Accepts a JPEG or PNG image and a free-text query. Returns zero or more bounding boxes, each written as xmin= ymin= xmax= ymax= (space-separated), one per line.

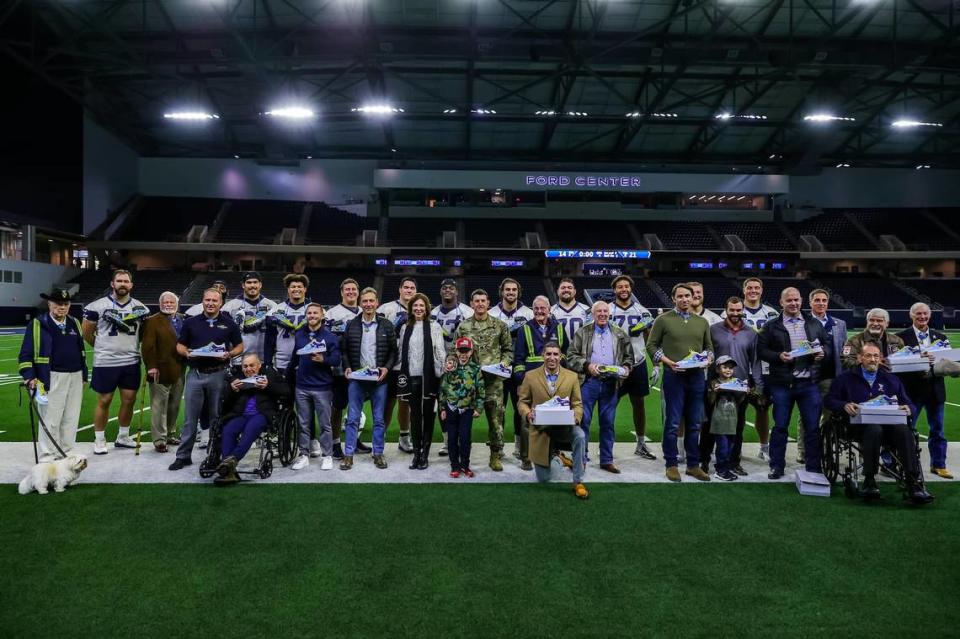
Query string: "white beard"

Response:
xmin=18 ymin=455 xmax=88 ymax=495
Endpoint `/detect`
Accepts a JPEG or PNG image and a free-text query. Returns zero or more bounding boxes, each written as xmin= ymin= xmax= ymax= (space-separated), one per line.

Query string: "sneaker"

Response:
xmin=521 ymin=459 xmax=533 ymax=471
xmin=558 ymin=452 xmax=573 ymax=469
xmin=93 ymin=439 xmax=108 ymax=455
xmin=114 ymin=434 xmax=137 ymax=449
xmin=489 ymin=454 xmax=503 ymax=472
xmin=714 ymin=469 xmax=738 ymax=481
xmin=355 ymin=441 xmax=372 ymax=454
xmin=634 ymin=442 xmax=657 ymax=460
xmin=438 ymin=444 xmax=448 ymax=457
xmin=320 ymin=456 xmax=333 ymax=471
xmin=339 ymin=455 xmax=354 ymax=471
xmin=573 ymin=483 xmax=590 ymax=500
xmin=198 ymin=431 xmax=210 ymax=450
xmin=373 ymin=454 xmax=388 ymax=469
xmin=168 ymin=458 xmax=192 ymax=471
xmin=450 ymin=470 xmax=461 ymax=478
xmin=309 ymin=439 xmax=323 ymax=458
xmin=685 ymin=467 xmax=711 ymax=482
xmin=332 ymin=443 xmax=344 ymax=460
xmin=291 ymin=455 xmax=309 ymax=471
xmin=758 ymin=444 xmax=769 ymax=461
xmin=463 ymin=468 xmax=475 ymax=478
xmin=398 ymin=434 xmax=414 ymax=454
xmin=166 ymin=435 xmax=181 ymax=445
xmin=767 ymin=468 xmax=785 ymax=480
xmin=733 ymin=465 xmax=748 ymax=476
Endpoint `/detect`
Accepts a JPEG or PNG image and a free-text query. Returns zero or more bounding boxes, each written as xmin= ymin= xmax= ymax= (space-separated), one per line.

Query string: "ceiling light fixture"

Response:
xmin=164 ymin=111 xmax=219 ymax=120
xmin=264 ymin=106 xmax=315 ymax=119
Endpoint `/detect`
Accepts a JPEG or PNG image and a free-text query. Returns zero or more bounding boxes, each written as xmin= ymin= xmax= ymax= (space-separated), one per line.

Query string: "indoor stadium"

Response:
xmin=2 ymin=0 xmax=959 ymax=636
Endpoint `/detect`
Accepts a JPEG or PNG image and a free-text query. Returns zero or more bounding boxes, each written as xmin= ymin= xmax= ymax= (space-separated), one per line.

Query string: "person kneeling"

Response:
xmin=517 ymin=342 xmax=588 ymax=499
xmin=215 ymin=353 xmax=289 ymax=485
xmin=824 ymin=342 xmax=933 ymax=505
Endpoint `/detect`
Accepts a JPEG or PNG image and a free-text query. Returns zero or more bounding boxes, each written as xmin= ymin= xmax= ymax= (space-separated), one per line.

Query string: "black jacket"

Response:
xmin=757 ymin=313 xmax=832 ymax=386
xmin=341 ymin=315 xmax=398 ymax=372
xmin=895 ymin=327 xmax=947 ymax=404
xmin=221 ymin=367 xmax=290 ymax=422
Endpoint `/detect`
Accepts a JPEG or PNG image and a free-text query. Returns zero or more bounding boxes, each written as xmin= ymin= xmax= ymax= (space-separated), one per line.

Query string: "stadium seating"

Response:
xmin=652 ymin=273 xmax=740 ymax=309
xmin=461 ymin=219 xmax=536 ymax=248
xmin=464 ymin=273 xmax=548 ymax=304
xmin=304 ymin=268 xmax=374 ymax=306
xmin=816 ymin=274 xmax=920 ymax=309
xmin=845 ymin=209 xmax=959 ymax=251
xmin=304 ymin=204 xmax=378 ymax=246
xmin=708 ymin=222 xmax=797 ymax=252
xmin=648 ymin=222 xmax=719 ymax=250
xmin=898 ymin=279 xmax=959 ymax=309
xmin=387 ymin=218 xmax=455 ymax=247
xmin=216 ymin=200 xmax=305 ymax=244
xmin=543 ymin=220 xmax=635 ymax=249
xmin=121 ymin=197 xmax=222 ymax=242
xmin=796 ymin=211 xmax=874 ymax=251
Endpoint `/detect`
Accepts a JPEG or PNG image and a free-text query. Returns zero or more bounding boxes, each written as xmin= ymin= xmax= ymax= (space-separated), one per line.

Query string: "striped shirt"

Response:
xmin=784 ymin=314 xmax=810 ymax=379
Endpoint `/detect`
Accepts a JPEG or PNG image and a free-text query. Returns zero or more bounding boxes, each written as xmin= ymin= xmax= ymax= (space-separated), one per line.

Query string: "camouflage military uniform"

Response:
xmin=455 ymin=315 xmax=513 ymax=455
xmin=843 ymin=330 xmax=906 ymax=370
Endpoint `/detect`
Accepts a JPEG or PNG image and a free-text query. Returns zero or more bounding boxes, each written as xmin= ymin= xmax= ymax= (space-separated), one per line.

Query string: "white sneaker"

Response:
xmin=93 ymin=439 xmax=108 ymax=455
xmin=309 ymin=439 xmax=323 ymax=458
xmin=438 ymin=444 xmax=448 ymax=457
xmin=197 ymin=431 xmax=209 ymax=450
xmin=114 ymin=434 xmax=137 ymax=449
xmin=291 ymin=455 xmax=309 ymax=471
xmin=398 ymin=434 xmax=413 ymax=453
xmin=758 ymin=444 xmax=769 ymax=461
xmin=320 ymin=455 xmax=333 ymax=471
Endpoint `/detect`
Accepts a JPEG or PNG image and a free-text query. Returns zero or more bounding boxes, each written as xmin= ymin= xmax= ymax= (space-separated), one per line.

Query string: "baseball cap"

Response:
xmin=715 ymin=354 xmax=738 ymax=368
xmin=440 ymin=278 xmax=457 ymax=289
xmin=455 ymin=336 xmax=474 ymax=351
xmin=241 ymin=271 xmax=262 ymax=283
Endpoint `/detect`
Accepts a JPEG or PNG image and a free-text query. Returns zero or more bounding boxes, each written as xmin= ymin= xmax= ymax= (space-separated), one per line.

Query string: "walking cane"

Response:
xmin=134 ymin=372 xmax=150 ymax=456
xmin=20 ymin=384 xmax=39 ymax=464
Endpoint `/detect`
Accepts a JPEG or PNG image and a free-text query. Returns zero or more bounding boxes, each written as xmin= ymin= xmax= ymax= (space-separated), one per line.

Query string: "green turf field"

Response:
xmin=1 ymin=330 xmax=958 ymax=444
xmin=2 ymin=483 xmax=958 ymax=638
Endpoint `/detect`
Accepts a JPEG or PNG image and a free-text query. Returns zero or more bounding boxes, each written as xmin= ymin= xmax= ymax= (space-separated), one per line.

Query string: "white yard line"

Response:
xmin=77 ymin=407 xmax=151 ymax=432
xmin=947 ymin=402 xmax=960 ymax=408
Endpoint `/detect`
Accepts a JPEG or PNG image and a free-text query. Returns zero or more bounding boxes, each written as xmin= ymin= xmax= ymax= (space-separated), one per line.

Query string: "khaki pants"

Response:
xmin=150 ymin=374 xmax=185 ymax=443
xmin=798 ymin=379 xmax=833 ymax=458
xmin=37 ymin=371 xmax=83 ymax=457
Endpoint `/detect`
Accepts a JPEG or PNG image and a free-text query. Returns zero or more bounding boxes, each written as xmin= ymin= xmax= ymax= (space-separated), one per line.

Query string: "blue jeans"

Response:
xmin=661 ymin=368 xmax=705 ymax=468
xmin=534 ymin=426 xmax=586 ymax=484
xmin=914 ymin=400 xmax=946 ymax=469
xmin=714 ymin=434 xmax=732 ymax=473
xmin=295 ymin=388 xmax=333 ymax=456
xmin=580 ymin=377 xmax=618 ymax=465
xmin=221 ymin=413 xmax=268 ymax=461
xmin=769 ymin=380 xmax=822 ymax=473
xmin=345 ymin=381 xmax=387 ymax=456
xmin=444 ymin=408 xmax=474 ymax=471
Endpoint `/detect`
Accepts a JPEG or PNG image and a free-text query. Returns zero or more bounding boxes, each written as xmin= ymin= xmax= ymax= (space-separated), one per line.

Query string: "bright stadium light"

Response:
xmin=836 ymin=162 xmax=851 ymax=168
xmin=471 ymin=108 xmax=497 ymax=115
xmin=626 ymin=112 xmax=678 ymax=118
xmin=892 ymin=119 xmax=942 ymax=128
xmin=442 ymin=108 xmax=458 ymax=114
xmin=264 ymin=106 xmax=315 ymax=119
xmin=566 ymin=111 xmax=588 ymax=117
xmin=535 ymin=110 xmax=557 ymax=116
xmin=715 ymin=113 xmax=768 ymax=121
xmin=164 ymin=111 xmax=219 ymax=120
xmin=352 ymin=104 xmax=404 ymax=116
xmin=915 ymin=164 xmax=931 ymax=169
xmin=804 ymin=113 xmax=856 ymax=123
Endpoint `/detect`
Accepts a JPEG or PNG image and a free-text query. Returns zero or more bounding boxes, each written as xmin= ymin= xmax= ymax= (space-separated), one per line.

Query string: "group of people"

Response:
xmin=17 ymin=269 xmax=953 ymax=500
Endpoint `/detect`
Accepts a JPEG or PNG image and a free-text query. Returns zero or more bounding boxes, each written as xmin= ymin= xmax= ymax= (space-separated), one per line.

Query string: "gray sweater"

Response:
xmin=710 ymin=321 xmax=763 ymax=388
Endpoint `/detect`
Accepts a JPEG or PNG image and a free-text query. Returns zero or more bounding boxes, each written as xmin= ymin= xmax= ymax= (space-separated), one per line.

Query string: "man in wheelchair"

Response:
xmin=824 ymin=342 xmax=933 ymax=505
xmin=211 ymin=353 xmax=291 ymax=485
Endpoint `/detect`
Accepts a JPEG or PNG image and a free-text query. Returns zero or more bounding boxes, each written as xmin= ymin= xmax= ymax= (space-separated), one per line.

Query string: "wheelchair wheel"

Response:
xmin=276 ymin=409 xmax=298 ymax=466
xmin=820 ymin=420 xmax=841 ymax=485
xmin=258 ymin=446 xmax=274 ymax=479
xmin=198 ymin=430 xmax=223 ymax=479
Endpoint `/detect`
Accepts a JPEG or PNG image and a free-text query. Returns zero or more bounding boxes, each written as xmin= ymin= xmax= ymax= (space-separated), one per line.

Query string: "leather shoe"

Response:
xmin=409 ymin=453 xmax=421 ymax=470
xmin=665 ymin=466 xmax=681 ymax=482
xmin=600 ymin=463 xmax=621 ymax=474
xmin=930 ymin=467 xmax=954 ymax=479
xmin=685 ymin=467 xmax=711 ymax=482
xmin=573 ymin=483 xmax=589 ymax=500
xmin=908 ymin=488 xmax=935 ymax=505
xmin=860 ymin=479 xmax=882 ymax=501
xmin=767 ymin=468 xmax=785 ymax=480
xmin=520 ymin=459 xmax=533 ymax=471
xmin=168 ymin=458 xmax=192 ymax=471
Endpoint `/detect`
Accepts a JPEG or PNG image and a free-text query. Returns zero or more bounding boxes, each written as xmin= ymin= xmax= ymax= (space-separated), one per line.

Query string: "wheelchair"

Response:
xmin=820 ymin=412 xmax=928 ymax=500
xmin=198 ymin=396 xmax=299 ymax=480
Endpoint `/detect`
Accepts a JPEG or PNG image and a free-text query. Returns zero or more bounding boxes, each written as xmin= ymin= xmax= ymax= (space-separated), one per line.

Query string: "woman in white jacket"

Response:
xmin=395 ymin=293 xmax=447 ymax=469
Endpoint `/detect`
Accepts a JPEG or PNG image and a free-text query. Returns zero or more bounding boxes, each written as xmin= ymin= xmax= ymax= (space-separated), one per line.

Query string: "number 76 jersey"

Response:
xmin=609 ymin=301 xmax=654 ymax=364
xmin=550 ymin=302 xmax=590 ymax=340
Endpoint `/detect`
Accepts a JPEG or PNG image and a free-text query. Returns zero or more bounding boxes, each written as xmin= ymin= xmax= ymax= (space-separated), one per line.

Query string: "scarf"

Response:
xmin=397 ymin=320 xmax=438 ymax=398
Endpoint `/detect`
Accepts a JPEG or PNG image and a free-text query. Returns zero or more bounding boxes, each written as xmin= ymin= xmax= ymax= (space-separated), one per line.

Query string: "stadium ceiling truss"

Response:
xmin=2 ymin=0 xmax=960 ymax=170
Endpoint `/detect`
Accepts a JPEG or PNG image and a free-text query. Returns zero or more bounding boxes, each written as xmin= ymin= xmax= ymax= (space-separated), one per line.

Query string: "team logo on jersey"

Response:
xmin=102 ymin=306 xmax=149 ymax=335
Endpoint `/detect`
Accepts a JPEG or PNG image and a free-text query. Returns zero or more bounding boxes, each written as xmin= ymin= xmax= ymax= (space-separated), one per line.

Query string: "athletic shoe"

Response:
xmin=114 ymin=435 xmax=138 ymax=449
xmin=463 ymin=468 xmax=475 ymax=478
xmin=558 ymin=452 xmax=573 ymax=469
xmin=521 ymin=459 xmax=533 ymax=471
xmin=188 ymin=342 xmax=228 ymax=358
xmin=767 ymin=468 xmax=785 ymax=480
xmin=398 ymin=434 xmax=413 ymax=453
xmin=168 ymin=458 xmax=192 ymax=471
xmin=438 ymin=444 xmax=448 ymax=457
xmin=291 ymin=455 xmax=309 ymax=471
xmin=634 ymin=443 xmax=657 ymax=460
xmin=489 ymin=454 xmax=503 ymax=472
xmin=309 ymin=439 xmax=323 ymax=458
xmin=758 ymin=444 xmax=769 ymax=461
xmin=480 ymin=363 xmax=512 ymax=378
xmin=449 ymin=470 xmax=461 ymax=479
xmin=332 ymin=443 xmax=344 ymax=460
xmin=347 ymin=367 xmax=380 ymax=381
xmin=320 ymin=456 xmax=333 ymax=471
xmin=296 ymin=340 xmax=327 ymax=356
xmin=197 ymin=431 xmax=210 ymax=450
xmin=93 ymin=439 xmax=108 ymax=455
xmin=714 ymin=470 xmax=738 ymax=481
xmin=676 ymin=350 xmax=710 ymax=369
xmin=733 ymin=465 xmax=748 ymax=476
xmin=787 ymin=339 xmax=822 ymax=358
xmin=339 ymin=455 xmax=353 ymax=470
xmin=355 ymin=440 xmax=372 ymax=454
xmin=685 ymin=467 xmax=711 ymax=481
xmin=573 ymin=483 xmax=590 ymax=500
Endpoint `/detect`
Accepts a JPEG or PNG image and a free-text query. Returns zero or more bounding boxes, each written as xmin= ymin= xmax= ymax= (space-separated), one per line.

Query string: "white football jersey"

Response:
xmin=268 ymin=300 xmax=308 ymax=371
xmin=550 ymin=301 xmax=590 ymax=339
xmin=83 ymin=295 xmax=149 ymax=367
xmin=324 ymin=303 xmax=360 ymax=335
xmin=222 ymin=295 xmax=277 ymax=363
xmin=378 ymin=299 xmax=412 ymax=330
xmin=488 ymin=303 xmax=534 ymax=345
xmin=430 ymin=302 xmax=474 ymax=350
xmin=696 ymin=308 xmax=723 ymax=326
xmin=610 ymin=300 xmax=654 ymax=364
xmin=184 ymin=303 xmax=203 ymax=317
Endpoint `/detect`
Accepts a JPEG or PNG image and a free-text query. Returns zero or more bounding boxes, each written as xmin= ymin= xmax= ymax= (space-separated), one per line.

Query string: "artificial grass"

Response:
xmin=2 ymin=483 xmax=959 ymax=638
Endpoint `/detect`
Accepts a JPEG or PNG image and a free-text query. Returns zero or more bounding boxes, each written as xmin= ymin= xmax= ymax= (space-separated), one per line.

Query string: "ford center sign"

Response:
xmin=525 ymin=174 xmax=642 ymax=188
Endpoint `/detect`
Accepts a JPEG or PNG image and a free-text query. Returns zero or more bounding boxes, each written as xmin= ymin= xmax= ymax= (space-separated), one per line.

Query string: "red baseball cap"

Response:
xmin=455 ymin=337 xmax=474 ymax=351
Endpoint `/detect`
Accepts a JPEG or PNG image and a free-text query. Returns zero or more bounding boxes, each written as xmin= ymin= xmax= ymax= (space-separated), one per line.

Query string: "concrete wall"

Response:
xmin=790 ymin=168 xmax=960 ymax=209
xmin=0 ymin=259 xmax=79 ymax=325
xmin=83 ymin=116 xmax=140 ymax=234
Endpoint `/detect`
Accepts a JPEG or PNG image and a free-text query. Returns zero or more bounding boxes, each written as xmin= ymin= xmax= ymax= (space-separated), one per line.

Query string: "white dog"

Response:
xmin=18 ymin=455 xmax=88 ymax=495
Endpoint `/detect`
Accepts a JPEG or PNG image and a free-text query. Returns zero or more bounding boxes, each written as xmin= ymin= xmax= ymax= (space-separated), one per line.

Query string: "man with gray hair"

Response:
xmin=141 ymin=291 xmax=186 ymax=452
xmin=512 ymin=295 xmax=568 ymax=470
xmin=842 ymin=307 xmax=905 ymax=370
xmin=896 ymin=302 xmax=953 ymax=479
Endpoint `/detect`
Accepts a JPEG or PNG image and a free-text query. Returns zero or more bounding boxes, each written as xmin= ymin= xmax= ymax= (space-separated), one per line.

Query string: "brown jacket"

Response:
xmin=141 ymin=312 xmax=185 ymax=384
xmin=517 ymin=367 xmax=584 ymax=468
xmin=842 ymin=330 xmax=905 ymax=370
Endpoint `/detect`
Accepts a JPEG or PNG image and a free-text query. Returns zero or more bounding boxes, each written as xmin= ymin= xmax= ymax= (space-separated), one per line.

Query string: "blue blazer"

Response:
xmin=824 ymin=368 xmax=914 ymax=416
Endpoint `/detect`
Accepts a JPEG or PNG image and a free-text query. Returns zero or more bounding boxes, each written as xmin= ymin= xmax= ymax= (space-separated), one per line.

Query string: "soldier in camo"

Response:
xmin=455 ymin=288 xmax=513 ymax=471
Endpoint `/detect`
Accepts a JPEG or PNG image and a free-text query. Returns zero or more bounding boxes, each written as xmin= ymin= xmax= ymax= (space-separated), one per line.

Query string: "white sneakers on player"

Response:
xmin=758 ymin=444 xmax=769 ymax=461
xmin=114 ymin=434 xmax=137 ymax=449
xmin=291 ymin=455 xmax=309 ymax=471
xmin=398 ymin=433 xmax=413 ymax=453
xmin=320 ymin=455 xmax=334 ymax=471
xmin=198 ymin=430 xmax=210 ymax=450
xmin=93 ymin=439 xmax=108 ymax=455
xmin=309 ymin=439 xmax=323 ymax=458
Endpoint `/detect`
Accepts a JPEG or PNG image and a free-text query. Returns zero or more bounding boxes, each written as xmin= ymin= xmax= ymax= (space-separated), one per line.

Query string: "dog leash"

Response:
xmin=22 ymin=384 xmax=69 ymax=461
